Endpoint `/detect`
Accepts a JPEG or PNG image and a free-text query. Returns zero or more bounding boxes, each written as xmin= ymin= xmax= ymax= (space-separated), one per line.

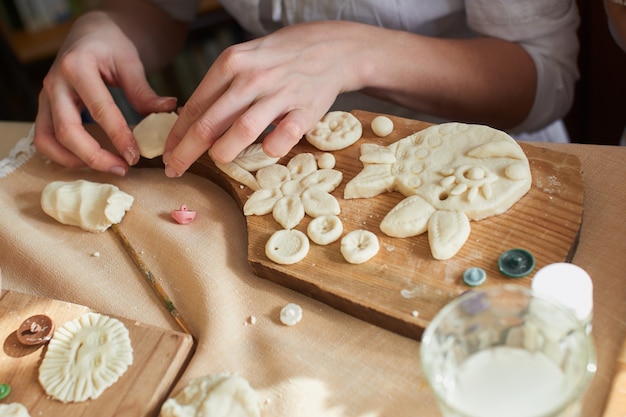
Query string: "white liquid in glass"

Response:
xmin=445 ymin=346 xmax=572 ymax=417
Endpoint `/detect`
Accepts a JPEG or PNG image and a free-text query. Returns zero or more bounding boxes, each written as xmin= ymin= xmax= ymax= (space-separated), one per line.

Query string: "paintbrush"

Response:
xmin=110 ymin=224 xmax=192 ymax=336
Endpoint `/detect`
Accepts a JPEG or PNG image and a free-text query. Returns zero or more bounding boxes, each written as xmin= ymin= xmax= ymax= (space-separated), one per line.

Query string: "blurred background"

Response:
xmin=1 ymin=0 xmax=623 ymax=145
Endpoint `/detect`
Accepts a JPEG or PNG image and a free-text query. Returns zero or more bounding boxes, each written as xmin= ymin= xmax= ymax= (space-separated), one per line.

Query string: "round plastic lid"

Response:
xmin=531 ymin=262 xmax=593 ymax=321
xmin=0 ymin=384 xmax=10 ymax=400
xmin=463 ymin=267 xmax=487 ymax=287
xmin=498 ymin=248 xmax=535 ymax=278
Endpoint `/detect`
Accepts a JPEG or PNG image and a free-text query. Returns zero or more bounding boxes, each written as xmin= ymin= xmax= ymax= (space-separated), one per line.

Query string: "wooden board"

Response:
xmin=186 ymin=110 xmax=584 ymax=340
xmin=0 ymin=290 xmax=194 ymax=416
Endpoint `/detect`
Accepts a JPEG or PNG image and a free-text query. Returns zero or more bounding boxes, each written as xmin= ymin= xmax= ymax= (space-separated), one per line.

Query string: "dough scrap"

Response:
xmin=340 ymin=230 xmax=380 ymax=264
xmin=133 ymin=112 xmax=178 ymax=159
xmin=305 ymin=111 xmax=362 ymax=151
xmin=160 ymin=373 xmax=260 ymax=417
xmin=38 ymin=312 xmax=133 ymax=403
xmin=41 ymin=180 xmax=134 ymax=233
xmin=0 ymin=403 xmax=31 ymax=417
xmin=265 ymin=229 xmax=310 ymax=265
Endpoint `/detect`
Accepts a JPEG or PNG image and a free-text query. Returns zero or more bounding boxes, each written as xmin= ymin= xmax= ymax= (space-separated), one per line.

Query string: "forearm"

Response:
xmin=99 ymin=0 xmax=189 ymax=71
xmin=351 ymin=27 xmax=536 ymax=130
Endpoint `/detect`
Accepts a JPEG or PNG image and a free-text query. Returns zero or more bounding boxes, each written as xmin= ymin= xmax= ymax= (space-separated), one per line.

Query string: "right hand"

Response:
xmin=33 ymin=11 xmax=177 ymax=176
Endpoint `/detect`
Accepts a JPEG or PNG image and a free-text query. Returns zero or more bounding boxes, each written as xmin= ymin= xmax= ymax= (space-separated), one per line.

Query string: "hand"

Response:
xmin=34 ymin=11 xmax=177 ymax=176
xmin=162 ymin=21 xmax=371 ymax=178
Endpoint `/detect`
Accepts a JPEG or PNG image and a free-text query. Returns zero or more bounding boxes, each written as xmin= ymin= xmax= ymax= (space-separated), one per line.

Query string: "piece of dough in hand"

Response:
xmin=133 ymin=112 xmax=178 ymax=159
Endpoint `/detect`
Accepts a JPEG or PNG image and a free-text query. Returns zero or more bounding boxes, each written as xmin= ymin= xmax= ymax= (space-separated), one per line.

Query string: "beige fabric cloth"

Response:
xmin=0 ymin=124 xmax=431 ymax=416
xmin=2 ymin=122 xmax=626 ymax=416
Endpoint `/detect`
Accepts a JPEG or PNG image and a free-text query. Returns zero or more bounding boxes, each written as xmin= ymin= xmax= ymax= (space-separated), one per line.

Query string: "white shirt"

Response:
xmin=152 ymin=0 xmax=580 ymax=142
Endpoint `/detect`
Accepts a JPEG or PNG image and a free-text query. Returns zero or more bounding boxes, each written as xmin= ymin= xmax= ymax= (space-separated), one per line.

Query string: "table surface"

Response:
xmin=1 ymin=120 xmax=624 ymax=416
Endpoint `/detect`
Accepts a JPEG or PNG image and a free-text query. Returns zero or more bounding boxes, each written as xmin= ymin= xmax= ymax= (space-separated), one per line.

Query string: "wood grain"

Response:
xmin=0 ymin=290 xmax=194 ymax=417
xmin=188 ymin=110 xmax=584 ymax=340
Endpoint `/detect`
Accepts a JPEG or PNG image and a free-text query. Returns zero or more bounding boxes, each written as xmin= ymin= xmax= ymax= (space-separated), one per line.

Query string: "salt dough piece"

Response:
xmin=41 ymin=180 xmax=134 ymax=233
xmin=279 ymin=303 xmax=303 ymax=326
xmin=428 ymin=210 xmax=471 ymax=260
xmin=133 ymin=112 xmax=178 ymax=159
xmin=287 ymin=152 xmax=317 ymax=180
xmin=317 ymin=152 xmax=336 ymax=169
xmin=301 ymin=188 xmax=341 ymax=218
xmin=272 ymin=196 xmax=305 ymax=229
xmin=345 ymin=122 xmax=531 ymax=259
xmin=380 ymin=195 xmax=435 ymax=238
xmin=305 ymin=111 xmax=362 ymax=151
xmin=256 ymin=164 xmax=290 ymax=189
xmin=371 ymin=115 xmax=394 ymax=137
xmin=307 ymin=215 xmax=343 ymax=245
xmin=244 ymin=188 xmax=283 ymax=216
xmin=0 ymin=403 xmax=31 ymax=417
xmin=265 ymin=229 xmax=310 ymax=264
xmin=300 ymin=169 xmax=343 ymax=193
xmin=160 ymin=373 xmax=260 ymax=417
xmin=340 ymin=230 xmax=379 ymax=264
xmin=233 ymin=143 xmax=280 ymax=172
xmin=214 ymin=160 xmax=260 ymax=191
xmin=38 ymin=312 xmax=133 ymax=403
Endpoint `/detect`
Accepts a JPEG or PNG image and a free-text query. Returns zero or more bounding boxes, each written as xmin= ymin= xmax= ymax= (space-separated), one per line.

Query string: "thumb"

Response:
xmin=119 ymin=67 xmax=178 ymax=116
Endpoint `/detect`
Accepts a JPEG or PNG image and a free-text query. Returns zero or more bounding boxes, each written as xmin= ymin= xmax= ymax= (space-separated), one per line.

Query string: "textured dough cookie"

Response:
xmin=307 ymin=215 xmax=343 ymax=245
xmin=160 ymin=373 xmax=260 ymax=417
xmin=0 ymin=403 xmax=31 ymax=417
xmin=305 ymin=111 xmax=362 ymax=151
xmin=265 ymin=229 xmax=310 ymax=264
xmin=38 ymin=312 xmax=133 ymax=403
xmin=232 ymin=143 xmax=280 ymax=171
xmin=345 ymin=122 xmax=531 ymax=259
xmin=133 ymin=112 xmax=178 ymax=159
xmin=41 ymin=180 xmax=134 ymax=233
xmin=340 ymin=230 xmax=379 ymax=264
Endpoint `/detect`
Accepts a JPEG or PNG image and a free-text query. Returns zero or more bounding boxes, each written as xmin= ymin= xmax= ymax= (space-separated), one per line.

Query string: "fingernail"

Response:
xmin=165 ymin=165 xmax=181 ymax=178
xmin=110 ymin=166 xmax=127 ymax=176
xmin=124 ymin=149 xmax=138 ymax=166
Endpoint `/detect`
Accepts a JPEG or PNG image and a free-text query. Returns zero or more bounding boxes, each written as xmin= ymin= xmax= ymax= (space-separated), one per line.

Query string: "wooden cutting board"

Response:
xmin=187 ymin=110 xmax=584 ymax=340
xmin=0 ymin=290 xmax=194 ymax=416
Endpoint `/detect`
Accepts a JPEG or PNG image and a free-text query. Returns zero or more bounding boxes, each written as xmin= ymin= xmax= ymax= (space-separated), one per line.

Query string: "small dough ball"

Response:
xmin=371 ymin=115 xmax=394 ymax=137
xmin=133 ymin=112 xmax=178 ymax=159
xmin=317 ymin=153 xmax=336 ymax=169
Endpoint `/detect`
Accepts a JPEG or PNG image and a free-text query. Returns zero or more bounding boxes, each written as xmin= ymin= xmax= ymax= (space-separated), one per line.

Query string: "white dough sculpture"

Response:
xmin=345 ymin=122 xmax=532 ymax=260
xmin=41 ymin=180 xmax=134 ymax=233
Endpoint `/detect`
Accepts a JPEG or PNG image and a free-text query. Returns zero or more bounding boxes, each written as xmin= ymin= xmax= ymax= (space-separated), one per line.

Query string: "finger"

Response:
xmin=33 ymin=91 xmax=86 ymax=169
xmin=163 ymin=67 xmax=232 ymax=161
xmin=208 ymin=100 xmax=288 ymax=163
xmin=50 ymin=82 xmax=130 ymax=175
xmin=261 ymin=108 xmax=311 ymax=158
xmin=67 ymin=64 xmax=139 ymax=166
xmin=118 ymin=64 xmax=178 ymax=116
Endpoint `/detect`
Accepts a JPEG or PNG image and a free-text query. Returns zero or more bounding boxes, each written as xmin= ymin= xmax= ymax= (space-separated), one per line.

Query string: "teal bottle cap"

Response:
xmin=498 ymin=248 xmax=535 ymax=278
xmin=463 ymin=267 xmax=487 ymax=286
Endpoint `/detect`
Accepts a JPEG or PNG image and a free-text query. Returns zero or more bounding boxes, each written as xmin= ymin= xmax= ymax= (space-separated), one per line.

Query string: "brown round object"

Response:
xmin=16 ymin=315 xmax=55 ymax=346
